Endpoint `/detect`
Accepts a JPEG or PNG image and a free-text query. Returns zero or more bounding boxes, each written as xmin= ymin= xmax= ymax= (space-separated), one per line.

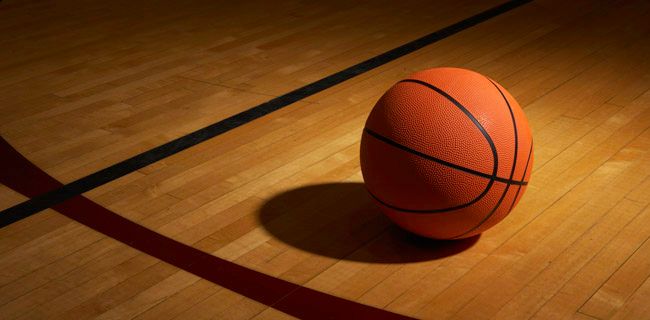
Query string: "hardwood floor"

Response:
xmin=1 ymin=0 xmax=649 ymax=319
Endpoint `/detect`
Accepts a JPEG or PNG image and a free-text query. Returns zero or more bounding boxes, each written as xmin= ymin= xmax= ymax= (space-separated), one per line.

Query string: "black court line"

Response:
xmin=0 ymin=0 xmax=532 ymax=228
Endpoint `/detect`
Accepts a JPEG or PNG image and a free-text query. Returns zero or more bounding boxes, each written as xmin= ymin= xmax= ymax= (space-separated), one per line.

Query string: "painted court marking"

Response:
xmin=0 ymin=137 xmax=411 ymax=319
xmin=0 ymin=0 xmax=532 ymax=227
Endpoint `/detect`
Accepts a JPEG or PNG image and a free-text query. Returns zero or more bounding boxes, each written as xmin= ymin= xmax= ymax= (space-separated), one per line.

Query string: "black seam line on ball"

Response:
xmin=366 ymin=185 xmax=494 ymax=214
xmin=364 ymin=78 xmax=504 ymax=214
xmin=507 ymin=142 xmax=533 ymax=214
xmin=398 ymin=78 xmax=500 ymax=188
xmin=450 ymin=78 xmax=520 ymax=239
xmin=363 ymin=130 xmax=526 ymax=187
xmin=364 ymin=126 xmax=496 ymax=213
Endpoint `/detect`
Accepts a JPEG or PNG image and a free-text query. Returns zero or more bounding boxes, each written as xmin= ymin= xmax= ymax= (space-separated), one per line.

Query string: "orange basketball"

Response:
xmin=360 ymin=67 xmax=533 ymax=239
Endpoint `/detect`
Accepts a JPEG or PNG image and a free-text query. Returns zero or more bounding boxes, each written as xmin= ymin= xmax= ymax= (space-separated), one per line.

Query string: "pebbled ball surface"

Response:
xmin=360 ymin=67 xmax=533 ymax=239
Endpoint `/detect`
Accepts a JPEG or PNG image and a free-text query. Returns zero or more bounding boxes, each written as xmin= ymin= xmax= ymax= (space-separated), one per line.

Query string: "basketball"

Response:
xmin=360 ymin=67 xmax=533 ymax=239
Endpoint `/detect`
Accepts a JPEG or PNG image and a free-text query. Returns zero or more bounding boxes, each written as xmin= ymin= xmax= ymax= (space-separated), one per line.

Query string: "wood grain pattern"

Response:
xmin=1 ymin=0 xmax=650 ymax=319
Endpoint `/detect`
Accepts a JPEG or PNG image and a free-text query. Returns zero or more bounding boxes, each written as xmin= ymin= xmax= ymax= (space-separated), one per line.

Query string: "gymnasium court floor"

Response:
xmin=1 ymin=0 xmax=649 ymax=319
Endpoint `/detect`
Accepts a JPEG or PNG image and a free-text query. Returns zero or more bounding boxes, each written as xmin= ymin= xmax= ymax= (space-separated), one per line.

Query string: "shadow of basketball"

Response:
xmin=257 ymin=182 xmax=479 ymax=264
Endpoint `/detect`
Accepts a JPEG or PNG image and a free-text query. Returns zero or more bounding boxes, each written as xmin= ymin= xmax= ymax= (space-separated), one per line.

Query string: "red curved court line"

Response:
xmin=0 ymin=137 xmax=412 ymax=320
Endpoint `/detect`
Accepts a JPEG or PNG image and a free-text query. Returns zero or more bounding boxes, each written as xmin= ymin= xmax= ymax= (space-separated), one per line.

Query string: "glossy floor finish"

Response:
xmin=1 ymin=0 xmax=650 ymax=319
